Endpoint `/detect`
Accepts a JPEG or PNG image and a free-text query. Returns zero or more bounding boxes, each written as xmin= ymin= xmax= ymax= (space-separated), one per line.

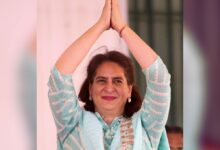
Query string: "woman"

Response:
xmin=48 ymin=0 xmax=171 ymax=149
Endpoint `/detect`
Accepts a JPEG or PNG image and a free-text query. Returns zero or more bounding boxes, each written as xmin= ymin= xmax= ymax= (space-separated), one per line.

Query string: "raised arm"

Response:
xmin=111 ymin=0 xmax=157 ymax=69
xmin=111 ymin=1 xmax=171 ymax=149
xmin=56 ymin=0 xmax=112 ymax=74
xmin=48 ymin=0 xmax=112 ymax=144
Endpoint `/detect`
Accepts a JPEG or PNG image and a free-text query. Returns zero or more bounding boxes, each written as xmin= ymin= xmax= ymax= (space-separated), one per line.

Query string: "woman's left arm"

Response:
xmin=111 ymin=0 xmax=171 ymax=149
xmin=141 ymin=57 xmax=171 ymax=149
xmin=111 ymin=0 xmax=157 ymax=69
xmin=121 ymin=25 xmax=171 ymax=150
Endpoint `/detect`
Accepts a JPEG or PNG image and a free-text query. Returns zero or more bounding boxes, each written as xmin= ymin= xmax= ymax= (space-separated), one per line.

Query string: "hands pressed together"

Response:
xmin=56 ymin=0 xmax=157 ymax=75
xmin=98 ymin=0 xmax=126 ymax=34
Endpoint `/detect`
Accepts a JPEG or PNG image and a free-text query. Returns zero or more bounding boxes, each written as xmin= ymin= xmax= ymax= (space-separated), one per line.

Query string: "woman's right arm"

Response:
xmin=48 ymin=66 xmax=82 ymax=143
xmin=48 ymin=0 xmax=112 ymax=142
xmin=56 ymin=0 xmax=111 ymax=74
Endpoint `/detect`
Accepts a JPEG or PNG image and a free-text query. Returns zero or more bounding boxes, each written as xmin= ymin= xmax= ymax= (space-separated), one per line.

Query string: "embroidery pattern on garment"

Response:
xmin=103 ymin=119 xmax=121 ymax=148
xmin=95 ymin=112 xmax=124 ymax=150
xmin=120 ymin=118 xmax=134 ymax=150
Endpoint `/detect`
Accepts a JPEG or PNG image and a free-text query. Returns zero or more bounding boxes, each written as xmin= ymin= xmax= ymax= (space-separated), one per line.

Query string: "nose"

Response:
xmin=104 ymin=81 xmax=115 ymax=93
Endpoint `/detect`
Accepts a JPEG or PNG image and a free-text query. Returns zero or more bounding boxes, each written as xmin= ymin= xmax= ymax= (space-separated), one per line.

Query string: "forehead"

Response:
xmin=95 ymin=62 xmax=125 ymax=77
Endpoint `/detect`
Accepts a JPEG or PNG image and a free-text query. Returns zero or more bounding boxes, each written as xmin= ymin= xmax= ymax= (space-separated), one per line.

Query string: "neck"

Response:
xmin=96 ymin=110 xmax=124 ymax=125
xmin=103 ymin=116 xmax=115 ymax=124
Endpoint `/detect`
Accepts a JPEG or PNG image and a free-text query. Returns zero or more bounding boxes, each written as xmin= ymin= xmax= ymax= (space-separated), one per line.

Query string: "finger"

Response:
xmin=105 ymin=0 xmax=111 ymax=12
xmin=112 ymin=0 xmax=119 ymax=6
xmin=105 ymin=0 xmax=111 ymax=6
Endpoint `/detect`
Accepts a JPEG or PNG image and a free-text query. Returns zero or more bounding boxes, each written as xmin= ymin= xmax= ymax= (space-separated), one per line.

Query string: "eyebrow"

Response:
xmin=95 ymin=76 xmax=124 ymax=80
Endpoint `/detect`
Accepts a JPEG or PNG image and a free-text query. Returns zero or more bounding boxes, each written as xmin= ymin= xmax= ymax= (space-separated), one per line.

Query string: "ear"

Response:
xmin=128 ymin=85 xmax=133 ymax=97
xmin=89 ymin=83 xmax=92 ymax=96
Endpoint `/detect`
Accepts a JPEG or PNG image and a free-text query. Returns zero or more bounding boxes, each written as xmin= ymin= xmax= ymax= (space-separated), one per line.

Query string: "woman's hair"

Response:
xmin=79 ymin=51 xmax=142 ymax=118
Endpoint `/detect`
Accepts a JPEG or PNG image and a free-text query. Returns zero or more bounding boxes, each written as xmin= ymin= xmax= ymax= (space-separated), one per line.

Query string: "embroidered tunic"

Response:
xmin=48 ymin=57 xmax=171 ymax=150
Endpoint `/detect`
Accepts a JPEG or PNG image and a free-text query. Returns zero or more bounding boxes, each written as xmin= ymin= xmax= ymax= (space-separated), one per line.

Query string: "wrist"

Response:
xmin=119 ymin=24 xmax=128 ymax=37
xmin=96 ymin=21 xmax=107 ymax=33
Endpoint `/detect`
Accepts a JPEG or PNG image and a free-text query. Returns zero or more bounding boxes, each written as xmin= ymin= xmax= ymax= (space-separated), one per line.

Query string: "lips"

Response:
xmin=101 ymin=96 xmax=117 ymax=101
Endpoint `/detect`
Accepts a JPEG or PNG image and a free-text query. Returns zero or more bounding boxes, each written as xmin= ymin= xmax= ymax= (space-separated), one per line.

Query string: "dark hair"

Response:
xmin=165 ymin=125 xmax=183 ymax=134
xmin=78 ymin=51 xmax=142 ymax=118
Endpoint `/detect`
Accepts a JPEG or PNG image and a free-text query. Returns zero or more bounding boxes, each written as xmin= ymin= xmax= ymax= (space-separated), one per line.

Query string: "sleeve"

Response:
xmin=47 ymin=66 xmax=83 ymax=142
xmin=158 ymin=129 xmax=170 ymax=150
xmin=140 ymin=57 xmax=171 ymax=149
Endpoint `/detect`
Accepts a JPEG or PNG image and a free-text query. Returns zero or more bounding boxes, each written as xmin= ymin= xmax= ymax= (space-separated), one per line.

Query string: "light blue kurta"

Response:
xmin=48 ymin=57 xmax=171 ymax=150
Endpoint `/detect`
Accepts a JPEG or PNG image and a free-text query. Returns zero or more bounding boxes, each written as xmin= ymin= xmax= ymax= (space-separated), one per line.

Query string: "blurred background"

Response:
xmin=1 ymin=0 xmax=220 ymax=150
xmin=184 ymin=0 xmax=220 ymax=149
xmin=0 ymin=0 xmax=36 ymax=149
xmin=128 ymin=0 xmax=183 ymax=127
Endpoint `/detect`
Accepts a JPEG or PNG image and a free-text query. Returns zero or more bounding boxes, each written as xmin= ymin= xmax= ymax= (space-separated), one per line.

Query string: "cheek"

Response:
xmin=90 ymin=85 xmax=103 ymax=96
xmin=116 ymin=86 xmax=130 ymax=96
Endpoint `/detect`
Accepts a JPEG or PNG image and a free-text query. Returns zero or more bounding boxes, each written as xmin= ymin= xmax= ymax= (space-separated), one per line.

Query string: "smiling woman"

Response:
xmin=47 ymin=0 xmax=171 ymax=149
xmin=79 ymin=51 xmax=142 ymax=121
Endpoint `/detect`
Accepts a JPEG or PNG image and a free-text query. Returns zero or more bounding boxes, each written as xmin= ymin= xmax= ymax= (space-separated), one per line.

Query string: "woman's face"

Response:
xmin=89 ymin=62 xmax=132 ymax=116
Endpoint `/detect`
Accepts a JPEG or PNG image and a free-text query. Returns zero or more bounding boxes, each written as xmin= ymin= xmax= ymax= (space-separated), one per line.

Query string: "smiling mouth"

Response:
xmin=101 ymin=96 xmax=117 ymax=101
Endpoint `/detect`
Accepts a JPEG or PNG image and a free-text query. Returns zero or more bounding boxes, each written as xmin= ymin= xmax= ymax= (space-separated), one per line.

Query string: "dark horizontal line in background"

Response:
xmin=129 ymin=16 xmax=182 ymax=23
xmin=129 ymin=11 xmax=182 ymax=16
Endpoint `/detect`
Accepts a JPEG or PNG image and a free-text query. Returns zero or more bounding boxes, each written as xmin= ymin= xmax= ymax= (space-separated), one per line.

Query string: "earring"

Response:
xmin=89 ymin=96 xmax=92 ymax=101
xmin=128 ymin=97 xmax=131 ymax=103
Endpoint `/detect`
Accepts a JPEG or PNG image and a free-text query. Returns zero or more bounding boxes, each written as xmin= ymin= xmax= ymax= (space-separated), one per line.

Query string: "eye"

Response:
xmin=96 ymin=79 xmax=106 ymax=84
xmin=113 ymin=79 xmax=123 ymax=85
